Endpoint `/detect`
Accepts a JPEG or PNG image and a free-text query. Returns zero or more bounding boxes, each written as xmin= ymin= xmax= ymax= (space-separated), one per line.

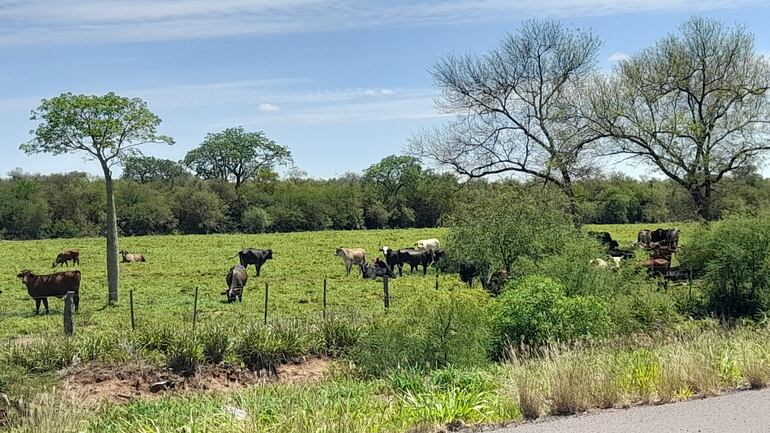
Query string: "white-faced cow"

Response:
xmin=230 ymin=249 xmax=273 ymax=277
xmin=224 ymin=264 xmax=248 ymax=303
xmin=336 ymin=247 xmax=366 ymax=276
xmin=52 ymin=249 xmax=80 ymax=268
xmin=17 ymin=270 xmax=81 ymax=315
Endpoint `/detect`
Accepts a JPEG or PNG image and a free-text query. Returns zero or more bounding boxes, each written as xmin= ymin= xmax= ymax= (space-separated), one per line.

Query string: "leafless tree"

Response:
xmin=590 ymin=17 xmax=770 ymax=219
xmin=408 ymin=20 xmax=605 ymax=219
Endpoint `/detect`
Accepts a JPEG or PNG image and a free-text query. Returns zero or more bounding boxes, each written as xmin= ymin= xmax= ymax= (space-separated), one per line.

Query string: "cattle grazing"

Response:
xmin=52 ymin=250 xmax=80 ymax=268
xmin=17 ymin=270 xmax=81 ymax=315
xmin=335 ymin=247 xmax=366 ymax=276
xmin=397 ymin=248 xmax=434 ymax=276
xmin=224 ymin=265 xmax=248 ymax=303
xmin=481 ymin=269 xmax=509 ymax=296
xmin=230 ymin=249 xmax=273 ymax=277
xmin=415 ymin=238 xmax=441 ymax=251
xmin=120 ymin=251 xmax=146 ymax=263
xmin=638 ymin=228 xmax=680 ymax=250
xmin=640 ymin=258 xmax=670 ymax=277
xmin=360 ymin=259 xmax=397 ymax=279
xmin=588 ymin=231 xmax=620 ymax=249
xmin=432 ymin=249 xmax=446 ymax=269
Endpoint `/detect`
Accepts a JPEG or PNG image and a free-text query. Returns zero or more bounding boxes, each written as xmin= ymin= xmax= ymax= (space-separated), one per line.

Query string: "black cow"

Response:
xmin=360 ymin=259 xmax=397 ymax=279
xmin=381 ymin=247 xmax=400 ymax=272
xmin=397 ymin=249 xmax=434 ymax=276
xmin=230 ymin=249 xmax=273 ymax=276
xmin=588 ymin=231 xmax=619 ymax=249
xmin=458 ymin=261 xmax=481 ymax=286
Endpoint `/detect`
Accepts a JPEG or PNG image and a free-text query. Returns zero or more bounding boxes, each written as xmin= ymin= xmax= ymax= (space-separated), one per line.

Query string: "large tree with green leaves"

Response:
xmin=591 ymin=17 xmax=770 ymax=220
xmin=408 ymin=19 xmax=605 ymax=220
xmin=121 ymin=155 xmax=186 ymax=185
xmin=22 ymin=92 xmax=173 ymax=303
xmin=184 ymin=127 xmax=292 ymax=190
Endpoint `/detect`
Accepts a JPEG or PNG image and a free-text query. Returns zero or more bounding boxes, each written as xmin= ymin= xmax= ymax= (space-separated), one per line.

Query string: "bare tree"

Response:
xmin=408 ymin=20 xmax=604 ymax=219
xmin=590 ymin=17 xmax=770 ymax=219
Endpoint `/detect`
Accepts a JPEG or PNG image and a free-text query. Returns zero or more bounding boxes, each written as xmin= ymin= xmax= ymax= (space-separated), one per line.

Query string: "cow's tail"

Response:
xmin=228 ymin=253 xmax=240 ymax=260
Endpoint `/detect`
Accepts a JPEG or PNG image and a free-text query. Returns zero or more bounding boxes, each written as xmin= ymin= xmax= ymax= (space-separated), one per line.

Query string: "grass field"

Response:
xmin=0 ymin=222 xmax=710 ymax=432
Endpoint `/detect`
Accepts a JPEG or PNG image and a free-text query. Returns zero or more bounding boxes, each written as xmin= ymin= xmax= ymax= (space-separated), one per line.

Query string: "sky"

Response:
xmin=1 ymin=0 xmax=770 ymax=179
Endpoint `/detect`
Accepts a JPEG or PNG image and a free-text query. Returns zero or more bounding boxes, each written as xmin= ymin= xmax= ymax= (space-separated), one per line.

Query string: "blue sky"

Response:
xmin=1 ymin=0 xmax=770 ymax=179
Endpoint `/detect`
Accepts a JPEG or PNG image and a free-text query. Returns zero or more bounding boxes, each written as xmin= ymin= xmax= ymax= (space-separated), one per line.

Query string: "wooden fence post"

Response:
xmin=323 ymin=279 xmax=327 ymax=320
xmin=129 ymin=289 xmax=136 ymax=331
xmin=264 ymin=282 xmax=269 ymax=324
xmin=192 ymin=286 xmax=199 ymax=336
xmin=383 ymin=275 xmax=390 ymax=310
xmin=63 ymin=291 xmax=74 ymax=336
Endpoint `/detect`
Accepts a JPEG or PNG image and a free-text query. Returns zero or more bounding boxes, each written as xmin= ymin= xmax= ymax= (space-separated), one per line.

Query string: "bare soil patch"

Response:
xmin=61 ymin=357 xmax=332 ymax=404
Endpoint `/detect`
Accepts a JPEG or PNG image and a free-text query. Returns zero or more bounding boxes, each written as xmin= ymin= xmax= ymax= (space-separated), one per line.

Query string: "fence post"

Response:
xmin=129 ymin=289 xmax=136 ymax=331
xmin=264 ymin=282 xmax=269 ymax=324
xmin=383 ymin=275 xmax=390 ymax=310
xmin=323 ymin=278 xmax=327 ymax=320
xmin=192 ymin=286 xmax=199 ymax=336
xmin=435 ymin=275 xmax=439 ymax=291
xmin=63 ymin=291 xmax=74 ymax=336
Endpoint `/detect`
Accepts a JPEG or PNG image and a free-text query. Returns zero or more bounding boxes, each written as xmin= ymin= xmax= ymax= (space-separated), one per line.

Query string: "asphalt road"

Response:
xmin=492 ymin=388 xmax=770 ymax=433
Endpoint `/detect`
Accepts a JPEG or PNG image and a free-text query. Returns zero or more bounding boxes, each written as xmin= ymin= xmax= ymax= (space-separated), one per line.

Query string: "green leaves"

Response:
xmin=183 ymin=127 xmax=292 ymax=187
xmin=22 ymin=92 xmax=173 ymax=165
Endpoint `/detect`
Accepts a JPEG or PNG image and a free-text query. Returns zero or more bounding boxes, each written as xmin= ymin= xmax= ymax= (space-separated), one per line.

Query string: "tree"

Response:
xmin=184 ymin=127 xmax=292 ymax=190
xmin=362 ymin=155 xmax=423 ymax=205
xmin=591 ymin=17 xmax=770 ymax=219
xmin=408 ymin=20 xmax=604 ymax=220
xmin=22 ymin=93 xmax=173 ymax=303
xmin=121 ymin=155 xmax=186 ymax=184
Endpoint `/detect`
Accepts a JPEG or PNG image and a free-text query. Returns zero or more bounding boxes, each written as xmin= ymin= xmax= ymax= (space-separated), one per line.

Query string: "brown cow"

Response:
xmin=120 ymin=250 xmax=146 ymax=263
xmin=335 ymin=247 xmax=366 ymax=276
xmin=17 ymin=270 xmax=81 ymax=315
xmin=52 ymin=249 xmax=80 ymax=268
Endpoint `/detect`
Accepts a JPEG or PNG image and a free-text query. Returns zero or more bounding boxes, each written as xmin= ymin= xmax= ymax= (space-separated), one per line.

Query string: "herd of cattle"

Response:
xmin=11 ymin=230 xmax=687 ymax=315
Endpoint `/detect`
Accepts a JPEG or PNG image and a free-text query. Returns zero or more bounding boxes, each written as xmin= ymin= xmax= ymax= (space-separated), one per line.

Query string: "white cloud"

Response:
xmin=608 ymin=51 xmax=630 ymax=63
xmin=258 ymin=103 xmax=281 ymax=112
xmin=0 ymin=0 xmax=762 ymax=45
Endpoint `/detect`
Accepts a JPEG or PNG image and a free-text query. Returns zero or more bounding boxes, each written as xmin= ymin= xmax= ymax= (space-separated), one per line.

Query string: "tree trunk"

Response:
xmin=559 ymin=171 xmax=581 ymax=227
xmin=690 ymin=185 xmax=713 ymax=221
xmin=103 ymin=168 xmax=120 ymax=304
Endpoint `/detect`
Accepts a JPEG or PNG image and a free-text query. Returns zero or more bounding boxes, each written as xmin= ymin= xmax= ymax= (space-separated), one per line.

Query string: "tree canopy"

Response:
xmin=183 ymin=127 xmax=292 ymax=189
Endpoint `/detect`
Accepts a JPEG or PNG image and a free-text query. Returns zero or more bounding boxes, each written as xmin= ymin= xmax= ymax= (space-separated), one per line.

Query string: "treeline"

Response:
xmin=1 ymin=157 xmax=768 ymax=240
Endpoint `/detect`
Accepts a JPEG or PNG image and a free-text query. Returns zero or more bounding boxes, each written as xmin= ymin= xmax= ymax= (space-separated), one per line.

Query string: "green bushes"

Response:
xmin=491 ymin=276 xmax=613 ymax=357
xmin=351 ymin=290 xmax=492 ymax=376
xmin=684 ymin=213 xmax=770 ymax=318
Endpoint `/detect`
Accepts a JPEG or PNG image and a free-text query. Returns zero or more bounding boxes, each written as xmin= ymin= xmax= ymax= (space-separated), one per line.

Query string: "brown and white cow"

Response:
xmin=120 ymin=250 xmax=146 ymax=263
xmin=52 ymin=249 xmax=80 ymax=268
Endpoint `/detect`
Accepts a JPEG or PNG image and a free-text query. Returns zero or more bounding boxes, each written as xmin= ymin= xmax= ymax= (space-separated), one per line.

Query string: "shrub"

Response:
xmin=242 ymin=206 xmax=272 ymax=233
xmin=685 ymin=213 xmax=770 ymax=318
xmin=2 ymin=338 xmax=77 ymax=373
xmin=491 ymin=276 xmax=613 ymax=357
xmin=166 ymin=336 xmax=202 ymax=377
xmin=350 ymin=290 xmax=492 ymax=377
xmin=320 ymin=317 xmax=362 ymax=357
xmin=199 ymin=325 xmax=230 ymax=364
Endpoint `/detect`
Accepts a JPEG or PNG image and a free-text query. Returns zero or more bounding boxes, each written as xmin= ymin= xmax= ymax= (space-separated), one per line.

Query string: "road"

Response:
xmin=491 ymin=388 xmax=770 ymax=433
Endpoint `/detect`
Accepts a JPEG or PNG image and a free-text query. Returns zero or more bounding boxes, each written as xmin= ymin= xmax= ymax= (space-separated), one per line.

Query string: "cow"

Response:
xmin=397 ymin=248 xmax=434 ymax=276
xmin=608 ymin=247 xmax=635 ymax=260
xmin=588 ymin=231 xmax=619 ymax=249
xmin=230 ymin=249 xmax=273 ymax=277
xmin=432 ymin=249 xmax=447 ymax=270
xmin=640 ymin=258 xmax=670 ymax=277
xmin=458 ymin=261 xmax=481 ymax=286
xmin=335 ymin=247 xmax=366 ymax=276
xmin=415 ymin=238 xmax=441 ymax=251
xmin=637 ymin=230 xmax=652 ymax=248
xmin=120 ymin=251 xmax=146 ymax=263
xmin=52 ymin=250 xmax=80 ymax=268
xmin=224 ymin=265 xmax=248 ymax=303
xmin=360 ymin=259 xmax=397 ymax=279
xmin=16 ymin=270 xmax=81 ymax=315
xmin=481 ymin=269 xmax=509 ymax=296
xmin=381 ymin=246 xmax=400 ymax=272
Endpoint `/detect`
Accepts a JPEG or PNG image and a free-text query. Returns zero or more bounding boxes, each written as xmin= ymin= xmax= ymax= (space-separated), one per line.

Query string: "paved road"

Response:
xmin=492 ymin=388 xmax=770 ymax=433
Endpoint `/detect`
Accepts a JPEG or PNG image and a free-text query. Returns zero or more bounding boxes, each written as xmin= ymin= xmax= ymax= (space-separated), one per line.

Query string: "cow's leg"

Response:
xmin=256 ymin=264 xmax=262 ymax=277
xmin=345 ymin=262 xmax=351 ymax=276
xmin=74 ymin=293 xmax=80 ymax=311
xmin=42 ymin=298 xmax=50 ymax=314
xmin=398 ymin=264 xmax=403 ymax=277
xmin=34 ymin=298 xmax=41 ymax=315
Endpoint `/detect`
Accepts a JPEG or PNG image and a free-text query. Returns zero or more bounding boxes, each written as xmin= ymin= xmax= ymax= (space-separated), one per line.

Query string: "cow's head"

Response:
xmin=17 ymin=270 xmax=33 ymax=285
xmin=335 ymin=247 xmax=343 ymax=256
xmin=266 ymin=249 xmax=273 ymax=259
xmin=381 ymin=246 xmax=390 ymax=256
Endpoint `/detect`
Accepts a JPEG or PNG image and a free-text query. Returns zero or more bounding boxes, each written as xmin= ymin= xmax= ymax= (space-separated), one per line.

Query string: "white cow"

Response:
xmin=335 ymin=247 xmax=366 ymax=276
xmin=415 ymin=238 xmax=440 ymax=251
